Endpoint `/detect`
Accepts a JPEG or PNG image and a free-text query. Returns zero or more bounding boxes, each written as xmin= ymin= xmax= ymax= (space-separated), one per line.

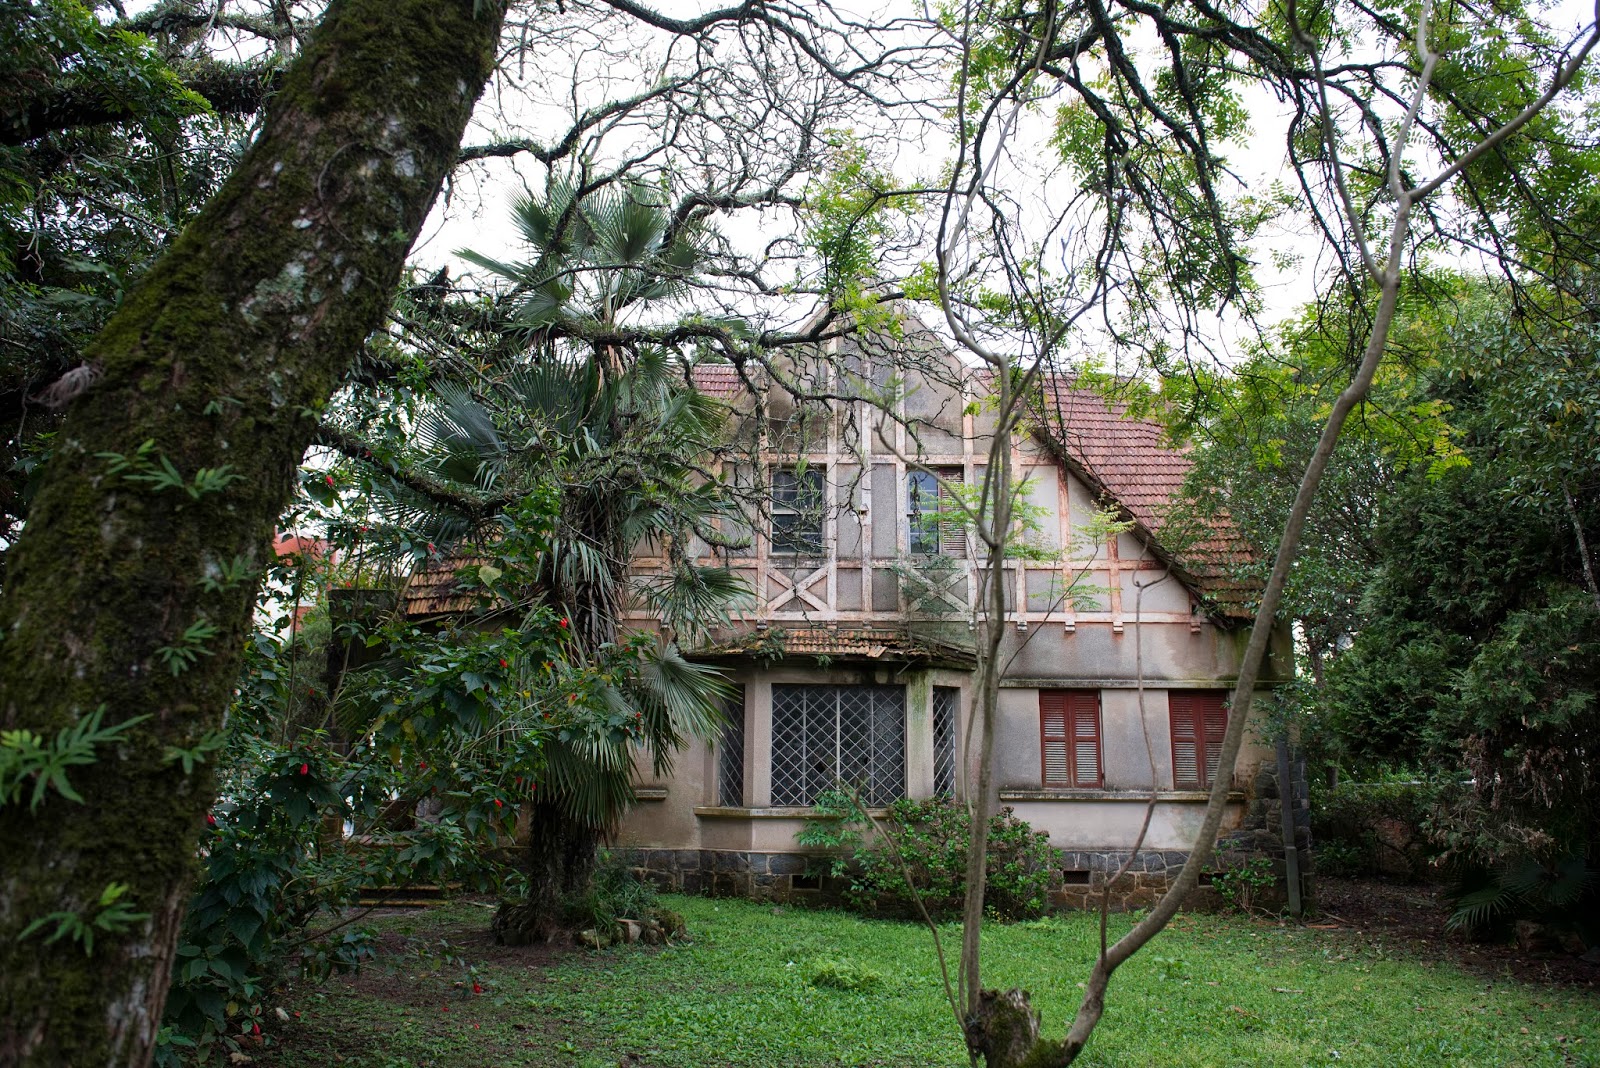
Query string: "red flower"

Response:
xmin=252 ymin=1023 xmax=261 ymax=1036
xmin=205 ymin=813 xmax=216 ymax=827
xmin=498 ymin=658 xmax=508 ymax=668
xmin=558 ymin=617 xmax=569 ymax=629
xmin=299 ymin=763 xmax=309 ymax=775
xmin=472 ymin=982 xmax=483 ymax=994
xmin=493 ymin=799 xmax=503 ymax=809
xmin=427 ymin=542 xmax=436 ymax=554
xmin=324 ymin=474 xmax=335 ymax=487
xmin=418 ymin=760 xmax=428 ymax=770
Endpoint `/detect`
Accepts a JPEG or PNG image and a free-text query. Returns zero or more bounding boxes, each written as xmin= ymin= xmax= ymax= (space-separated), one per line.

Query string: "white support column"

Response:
xmin=748 ymin=678 xmax=773 ymax=806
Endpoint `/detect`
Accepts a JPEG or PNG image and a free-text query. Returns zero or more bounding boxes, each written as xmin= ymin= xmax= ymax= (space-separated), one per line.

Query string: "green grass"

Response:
xmin=263 ymin=896 xmax=1600 ymax=1068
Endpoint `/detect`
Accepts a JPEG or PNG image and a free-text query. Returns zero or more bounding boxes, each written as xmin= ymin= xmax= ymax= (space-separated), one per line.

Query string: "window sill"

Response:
xmin=694 ymin=805 xmax=893 ymax=819
xmin=999 ymin=788 xmax=1244 ymax=803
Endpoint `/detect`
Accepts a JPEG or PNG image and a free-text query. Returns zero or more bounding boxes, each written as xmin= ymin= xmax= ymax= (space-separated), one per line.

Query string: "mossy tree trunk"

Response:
xmin=0 ymin=0 xmax=503 ymax=1062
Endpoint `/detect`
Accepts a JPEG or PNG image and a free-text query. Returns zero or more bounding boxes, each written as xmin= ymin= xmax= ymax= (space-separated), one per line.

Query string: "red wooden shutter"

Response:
xmin=1040 ymin=693 xmax=1069 ymax=786
xmin=1170 ymin=692 xmax=1200 ymax=788
xmin=1041 ymin=691 xmax=1100 ymax=787
xmin=1070 ymin=692 xmax=1102 ymax=787
xmin=1201 ymin=693 xmax=1229 ymax=789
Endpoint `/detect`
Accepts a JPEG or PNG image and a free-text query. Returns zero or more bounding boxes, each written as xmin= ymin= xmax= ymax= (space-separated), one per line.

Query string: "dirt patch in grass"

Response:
xmin=255 ymin=901 xmax=663 ymax=1068
xmin=1314 ymin=876 xmax=1600 ymax=988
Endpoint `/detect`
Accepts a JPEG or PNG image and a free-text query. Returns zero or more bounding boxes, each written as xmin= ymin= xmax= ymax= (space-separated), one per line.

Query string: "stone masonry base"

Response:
xmin=619 ymin=846 xmax=1252 ymax=911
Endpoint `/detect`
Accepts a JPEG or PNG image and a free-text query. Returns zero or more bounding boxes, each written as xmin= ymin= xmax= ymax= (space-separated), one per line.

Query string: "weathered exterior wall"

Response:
xmin=612 ymin=331 xmax=1294 ymax=910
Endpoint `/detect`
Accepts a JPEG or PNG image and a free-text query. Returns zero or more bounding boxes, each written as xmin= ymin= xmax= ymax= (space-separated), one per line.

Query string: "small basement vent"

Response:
xmin=1061 ymin=869 xmax=1092 ymax=886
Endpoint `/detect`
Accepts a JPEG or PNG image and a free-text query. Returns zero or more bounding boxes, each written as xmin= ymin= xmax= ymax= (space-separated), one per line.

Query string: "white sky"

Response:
xmin=408 ymin=0 xmax=1600 ymax=368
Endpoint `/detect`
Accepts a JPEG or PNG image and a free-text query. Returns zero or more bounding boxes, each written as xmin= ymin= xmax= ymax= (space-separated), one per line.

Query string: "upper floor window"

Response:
xmin=908 ymin=467 xmax=966 ymax=557
xmin=1040 ymin=690 xmax=1101 ymax=788
xmin=1169 ymin=691 xmax=1229 ymax=790
xmin=771 ymin=467 xmax=825 ymax=555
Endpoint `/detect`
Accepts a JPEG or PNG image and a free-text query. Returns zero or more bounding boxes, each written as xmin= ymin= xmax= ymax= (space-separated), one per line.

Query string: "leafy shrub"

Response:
xmin=799 ymin=793 xmax=1054 ymax=921
xmin=1310 ymin=778 xmax=1439 ymax=881
xmin=1446 ymin=854 xmax=1599 ymax=947
xmin=560 ymin=849 xmax=659 ymax=939
xmin=806 ymin=956 xmax=883 ymax=991
xmin=1210 ymin=857 xmax=1278 ymax=914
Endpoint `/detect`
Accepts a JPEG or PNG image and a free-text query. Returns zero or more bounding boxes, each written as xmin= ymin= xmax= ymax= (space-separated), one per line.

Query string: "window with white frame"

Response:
xmin=770 ymin=684 xmax=905 ymax=806
xmin=770 ymin=467 xmax=825 ymax=555
xmin=908 ymin=468 xmax=966 ymax=556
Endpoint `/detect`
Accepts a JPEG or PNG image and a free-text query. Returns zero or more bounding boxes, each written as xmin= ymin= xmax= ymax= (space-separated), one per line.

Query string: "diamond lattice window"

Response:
xmin=771 ymin=685 xmax=906 ymax=806
xmin=717 ymin=686 xmax=746 ymax=807
xmin=933 ymin=686 xmax=958 ymax=796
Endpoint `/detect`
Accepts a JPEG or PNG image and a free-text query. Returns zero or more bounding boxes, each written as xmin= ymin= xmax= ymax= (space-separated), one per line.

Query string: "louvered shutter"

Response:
xmin=1170 ymin=692 xmax=1200 ymax=788
xmin=1202 ymin=695 xmax=1228 ymax=789
xmin=1070 ymin=692 xmax=1102 ymax=787
xmin=1041 ymin=691 xmax=1100 ymax=787
xmin=939 ymin=469 xmax=966 ymax=557
xmin=1040 ymin=694 xmax=1070 ymax=786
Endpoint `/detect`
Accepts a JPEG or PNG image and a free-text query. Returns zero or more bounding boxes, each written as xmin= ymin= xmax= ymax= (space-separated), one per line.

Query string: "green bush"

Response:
xmin=560 ymin=850 xmax=660 ymax=939
xmin=1310 ymin=779 xmax=1439 ymax=881
xmin=799 ymin=793 xmax=1054 ymax=921
xmin=806 ymin=956 xmax=883 ymax=992
xmin=1211 ymin=856 xmax=1278 ymax=914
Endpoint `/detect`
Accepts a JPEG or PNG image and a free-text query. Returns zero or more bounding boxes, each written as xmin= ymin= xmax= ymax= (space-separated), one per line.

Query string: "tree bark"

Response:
xmin=494 ymin=801 xmax=602 ymax=943
xmin=0 ymin=0 xmax=504 ymax=1062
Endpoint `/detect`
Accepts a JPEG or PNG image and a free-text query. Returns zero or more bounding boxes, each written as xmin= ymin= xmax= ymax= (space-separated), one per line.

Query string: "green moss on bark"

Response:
xmin=0 ymin=0 xmax=505 ymax=1063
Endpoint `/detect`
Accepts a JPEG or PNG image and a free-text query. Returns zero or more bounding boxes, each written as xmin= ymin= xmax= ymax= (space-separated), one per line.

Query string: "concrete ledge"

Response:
xmin=998 ymin=677 xmax=1285 ymax=690
xmin=693 ymin=805 xmax=891 ymax=819
xmin=999 ymin=789 xmax=1244 ymax=803
xmin=636 ymin=787 xmax=669 ymax=802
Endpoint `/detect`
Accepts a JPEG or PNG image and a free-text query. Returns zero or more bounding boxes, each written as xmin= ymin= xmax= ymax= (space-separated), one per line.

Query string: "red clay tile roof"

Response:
xmin=400 ymin=553 xmax=496 ymax=617
xmin=1031 ymin=380 xmax=1257 ymax=616
xmin=700 ymin=626 xmax=976 ymax=666
xmin=689 ymin=363 xmax=742 ymax=397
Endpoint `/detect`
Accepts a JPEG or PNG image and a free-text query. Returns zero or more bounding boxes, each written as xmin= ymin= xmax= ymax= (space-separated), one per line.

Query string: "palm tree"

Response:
xmin=362 ymin=180 xmax=748 ymax=937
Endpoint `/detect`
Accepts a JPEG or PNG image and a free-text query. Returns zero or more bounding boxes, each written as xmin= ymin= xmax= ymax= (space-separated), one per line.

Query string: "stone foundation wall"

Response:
xmin=622 ymin=848 xmax=845 ymax=902
xmin=620 ymin=759 xmax=1315 ymax=913
xmin=620 ymin=846 xmax=1238 ymax=911
xmin=1048 ymin=850 xmax=1211 ymax=910
xmin=1214 ymin=755 xmax=1314 ymax=911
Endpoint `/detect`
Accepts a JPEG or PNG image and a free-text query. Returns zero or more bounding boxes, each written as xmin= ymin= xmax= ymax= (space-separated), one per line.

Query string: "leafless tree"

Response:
xmin=914 ymin=0 xmax=1600 ymax=1063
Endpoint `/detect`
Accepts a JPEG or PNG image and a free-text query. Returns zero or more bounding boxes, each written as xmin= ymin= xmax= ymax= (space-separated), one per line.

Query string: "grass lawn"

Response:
xmin=261 ymin=896 xmax=1599 ymax=1068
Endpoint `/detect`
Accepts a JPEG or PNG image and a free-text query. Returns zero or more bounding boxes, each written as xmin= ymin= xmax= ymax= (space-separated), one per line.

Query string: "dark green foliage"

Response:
xmin=1445 ymin=854 xmax=1599 ymax=945
xmin=800 ymin=794 xmax=1054 ymax=922
xmin=558 ymin=850 xmax=660 ymax=940
xmin=1309 ymin=780 xmax=1439 ymax=881
xmin=1318 ymin=315 xmax=1600 ymax=945
xmin=158 ymin=545 xmax=547 ymax=1061
xmin=806 ymin=956 xmax=883 ymax=992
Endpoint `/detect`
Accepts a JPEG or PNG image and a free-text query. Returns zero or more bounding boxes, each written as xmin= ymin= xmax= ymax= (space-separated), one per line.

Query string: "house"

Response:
xmin=402 ymin=310 xmax=1305 ymax=909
